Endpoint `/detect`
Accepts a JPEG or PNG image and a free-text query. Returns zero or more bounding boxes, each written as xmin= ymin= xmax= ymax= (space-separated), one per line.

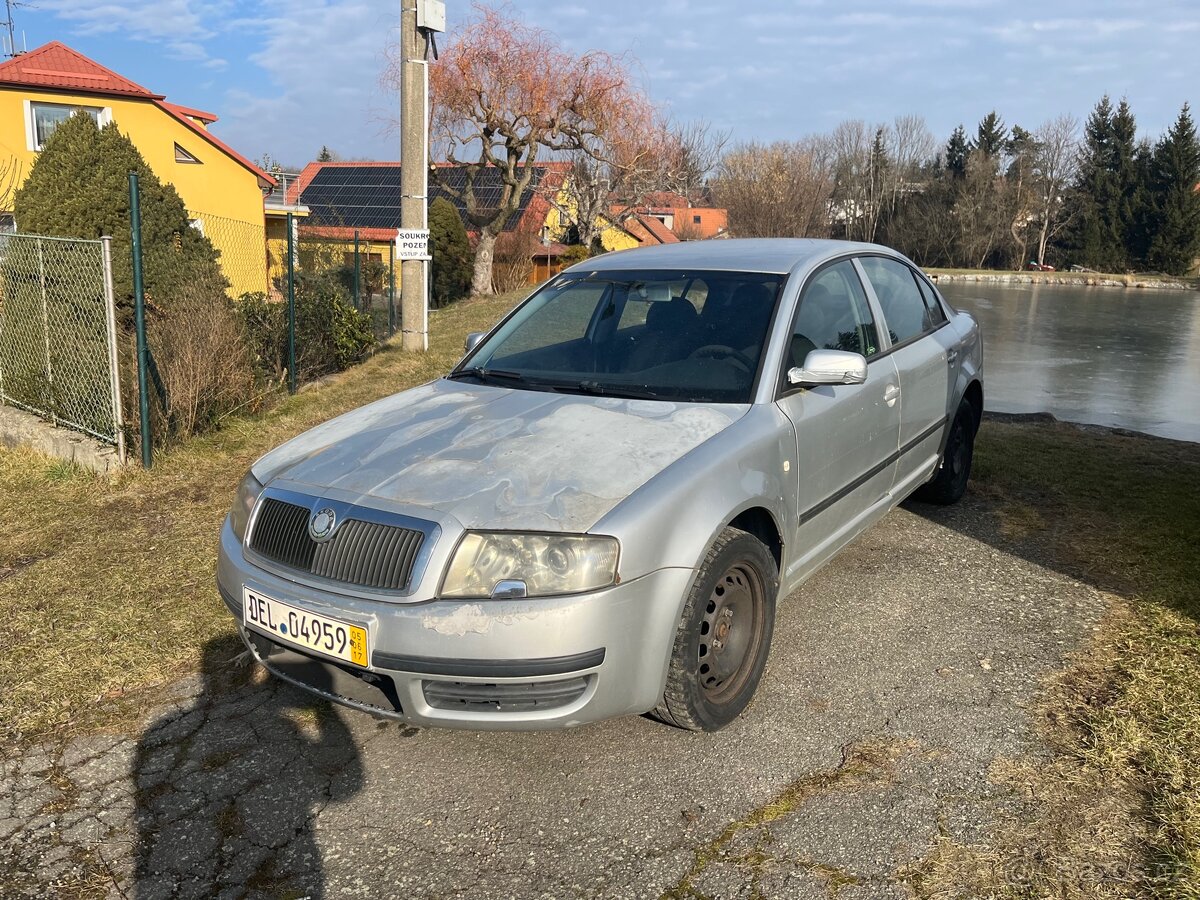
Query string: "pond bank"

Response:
xmin=927 ymin=269 xmax=1196 ymax=290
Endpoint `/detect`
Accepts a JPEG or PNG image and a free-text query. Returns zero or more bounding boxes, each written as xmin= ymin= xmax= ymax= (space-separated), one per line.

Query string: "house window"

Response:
xmin=693 ymin=215 xmax=702 ymax=225
xmin=26 ymin=101 xmax=108 ymax=151
xmin=174 ymin=143 xmax=201 ymax=164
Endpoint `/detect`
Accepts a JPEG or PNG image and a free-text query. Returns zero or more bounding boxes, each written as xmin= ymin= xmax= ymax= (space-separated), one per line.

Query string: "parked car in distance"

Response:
xmin=1026 ymin=261 xmax=1056 ymax=271
xmin=218 ymin=239 xmax=984 ymax=732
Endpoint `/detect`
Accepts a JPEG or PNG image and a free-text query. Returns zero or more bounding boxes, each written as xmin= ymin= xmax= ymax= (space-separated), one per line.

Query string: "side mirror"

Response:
xmin=463 ymin=331 xmax=486 ymax=354
xmin=787 ymin=349 xmax=868 ymax=386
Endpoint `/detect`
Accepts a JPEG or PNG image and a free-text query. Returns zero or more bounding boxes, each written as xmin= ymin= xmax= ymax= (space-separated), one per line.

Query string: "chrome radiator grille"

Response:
xmin=248 ymin=497 xmax=426 ymax=591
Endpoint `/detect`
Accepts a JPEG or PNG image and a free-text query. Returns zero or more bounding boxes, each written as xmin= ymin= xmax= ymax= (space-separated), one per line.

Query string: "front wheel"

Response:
xmin=652 ymin=527 xmax=778 ymax=732
xmin=915 ymin=400 xmax=977 ymax=505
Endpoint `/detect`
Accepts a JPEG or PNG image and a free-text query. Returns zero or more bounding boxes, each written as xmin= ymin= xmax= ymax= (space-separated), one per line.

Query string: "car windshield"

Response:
xmin=454 ymin=269 xmax=784 ymax=403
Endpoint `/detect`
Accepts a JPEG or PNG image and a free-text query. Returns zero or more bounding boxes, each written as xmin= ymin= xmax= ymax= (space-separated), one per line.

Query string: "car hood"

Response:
xmin=255 ymin=379 xmax=746 ymax=532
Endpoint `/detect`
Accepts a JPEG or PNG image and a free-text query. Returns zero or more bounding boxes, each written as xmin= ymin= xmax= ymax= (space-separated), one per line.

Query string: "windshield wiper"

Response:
xmin=575 ymin=380 xmax=660 ymax=400
xmin=447 ymin=366 xmax=528 ymax=385
xmin=448 ymin=367 xmax=571 ymax=394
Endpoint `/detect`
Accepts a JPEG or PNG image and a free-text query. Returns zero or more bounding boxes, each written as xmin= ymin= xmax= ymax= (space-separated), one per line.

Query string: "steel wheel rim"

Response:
xmin=697 ymin=561 xmax=766 ymax=703
xmin=948 ymin=419 xmax=969 ymax=479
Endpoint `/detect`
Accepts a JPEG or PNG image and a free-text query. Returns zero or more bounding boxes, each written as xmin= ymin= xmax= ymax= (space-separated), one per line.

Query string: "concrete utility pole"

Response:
xmin=399 ymin=2 xmax=431 ymax=351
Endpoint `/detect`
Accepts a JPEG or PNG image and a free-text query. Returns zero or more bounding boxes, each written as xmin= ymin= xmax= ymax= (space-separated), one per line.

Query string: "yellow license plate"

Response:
xmin=243 ymin=587 xmax=368 ymax=667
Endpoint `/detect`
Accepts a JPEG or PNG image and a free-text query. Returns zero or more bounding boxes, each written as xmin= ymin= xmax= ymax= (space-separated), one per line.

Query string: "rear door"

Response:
xmin=776 ymin=259 xmax=901 ymax=581
xmin=856 ymin=256 xmax=957 ymax=496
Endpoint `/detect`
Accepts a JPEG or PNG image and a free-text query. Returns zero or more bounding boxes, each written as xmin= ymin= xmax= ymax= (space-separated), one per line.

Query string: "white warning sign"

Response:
xmin=396 ymin=229 xmax=430 ymax=260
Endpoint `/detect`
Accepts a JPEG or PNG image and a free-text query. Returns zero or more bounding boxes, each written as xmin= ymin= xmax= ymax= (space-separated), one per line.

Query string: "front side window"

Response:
xmin=30 ymin=103 xmax=103 ymax=150
xmin=858 ymin=256 xmax=935 ymax=345
xmin=788 ymin=260 xmax=880 ymax=369
xmin=456 ymin=269 xmax=782 ymax=403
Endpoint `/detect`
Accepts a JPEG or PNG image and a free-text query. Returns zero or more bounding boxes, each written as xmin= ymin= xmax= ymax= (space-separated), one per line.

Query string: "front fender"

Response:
xmin=593 ymin=404 xmax=792 ymax=583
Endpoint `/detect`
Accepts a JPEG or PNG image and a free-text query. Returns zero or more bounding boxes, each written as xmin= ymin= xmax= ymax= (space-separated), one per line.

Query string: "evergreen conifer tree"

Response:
xmin=945 ymin=126 xmax=969 ymax=178
xmin=428 ymin=197 xmax=472 ymax=306
xmin=317 ymin=146 xmax=335 ymax=162
xmin=12 ymin=113 xmax=224 ymax=305
xmin=973 ymin=111 xmax=1008 ymax=160
xmin=1068 ymin=96 xmax=1128 ymax=271
xmin=1145 ymin=104 xmax=1200 ymax=275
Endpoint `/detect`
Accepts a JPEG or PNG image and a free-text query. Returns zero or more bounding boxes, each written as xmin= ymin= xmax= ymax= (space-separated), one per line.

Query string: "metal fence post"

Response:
xmin=36 ymin=237 xmax=55 ymax=425
xmin=388 ymin=241 xmax=396 ymax=336
xmin=128 ymin=172 xmax=152 ymax=468
xmin=287 ymin=212 xmax=297 ymax=395
xmin=100 ymin=237 xmax=127 ymax=465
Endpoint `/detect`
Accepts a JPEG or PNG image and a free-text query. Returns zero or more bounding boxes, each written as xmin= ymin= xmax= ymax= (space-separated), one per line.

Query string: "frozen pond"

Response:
xmin=937 ymin=281 xmax=1200 ymax=443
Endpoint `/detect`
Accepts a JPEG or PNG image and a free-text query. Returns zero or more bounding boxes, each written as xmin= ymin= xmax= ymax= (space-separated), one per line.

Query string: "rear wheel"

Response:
xmin=653 ymin=527 xmax=778 ymax=732
xmin=916 ymin=400 xmax=977 ymax=505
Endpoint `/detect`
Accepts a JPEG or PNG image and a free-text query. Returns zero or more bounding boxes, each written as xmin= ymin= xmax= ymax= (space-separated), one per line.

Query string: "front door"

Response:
xmin=775 ymin=259 xmax=901 ymax=584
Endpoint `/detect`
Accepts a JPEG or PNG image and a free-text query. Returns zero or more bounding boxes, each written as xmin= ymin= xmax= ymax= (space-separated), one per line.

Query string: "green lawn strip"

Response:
xmin=973 ymin=420 xmax=1200 ymax=890
xmin=0 ymin=291 xmax=524 ymax=745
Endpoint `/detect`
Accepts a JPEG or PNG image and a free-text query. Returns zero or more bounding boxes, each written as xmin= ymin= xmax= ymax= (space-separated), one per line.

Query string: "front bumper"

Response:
xmin=217 ymin=519 xmax=693 ymax=729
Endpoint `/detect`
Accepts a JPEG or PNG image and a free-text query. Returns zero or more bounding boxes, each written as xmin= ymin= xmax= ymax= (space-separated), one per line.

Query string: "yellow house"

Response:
xmin=0 ymin=41 xmax=275 ymax=295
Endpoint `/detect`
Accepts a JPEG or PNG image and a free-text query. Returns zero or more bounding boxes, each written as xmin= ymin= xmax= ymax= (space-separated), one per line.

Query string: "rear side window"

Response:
xmin=789 ymin=260 xmax=880 ymax=368
xmin=914 ymin=276 xmax=948 ymax=327
xmin=859 ymin=256 xmax=935 ymax=345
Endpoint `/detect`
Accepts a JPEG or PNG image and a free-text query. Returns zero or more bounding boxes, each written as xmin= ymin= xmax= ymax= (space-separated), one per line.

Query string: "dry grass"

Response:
xmin=0 ymin=290 xmax=525 ymax=745
xmin=916 ymin=420 xmax=1200 ymax=898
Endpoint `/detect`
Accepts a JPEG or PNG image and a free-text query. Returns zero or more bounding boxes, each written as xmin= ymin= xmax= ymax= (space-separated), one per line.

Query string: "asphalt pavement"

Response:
xmin=0 ymin=496 xmax=1111 ymax=899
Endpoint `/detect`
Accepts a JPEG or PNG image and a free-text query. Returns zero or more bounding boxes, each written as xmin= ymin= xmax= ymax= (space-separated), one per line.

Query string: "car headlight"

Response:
xmin=229 ymin=470 xmax=265 ymax=542
xmin=441 ymin=532 xmax=620 ymax=599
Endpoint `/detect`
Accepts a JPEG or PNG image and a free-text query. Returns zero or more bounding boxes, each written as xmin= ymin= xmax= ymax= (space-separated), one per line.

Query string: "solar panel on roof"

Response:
xmin=298 ymin=164 xmax=549 ymax=232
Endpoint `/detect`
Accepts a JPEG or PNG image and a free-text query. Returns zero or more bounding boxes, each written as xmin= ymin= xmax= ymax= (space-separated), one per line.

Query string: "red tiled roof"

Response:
xmin=0 ymin=41 xmax=162 ymax=98
xmin=0 ymin=42 xmax=272 ymax=189
xmin=633 ymin=213 xmax=679 ymax=245
xmin=162 ymin=101 xmax=217 ymax=124
xmin=302 ymin=225 xmax=399 ymax=242
xmin=641 ymin=191 xmax=691 ymax=208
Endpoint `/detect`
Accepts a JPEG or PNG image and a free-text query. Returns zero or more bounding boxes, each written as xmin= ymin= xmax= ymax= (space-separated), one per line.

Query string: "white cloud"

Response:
xmin=39 ymin=0 xmax=235 ymax=64
xmin=218 ymin=1 xmax=399 ymax=163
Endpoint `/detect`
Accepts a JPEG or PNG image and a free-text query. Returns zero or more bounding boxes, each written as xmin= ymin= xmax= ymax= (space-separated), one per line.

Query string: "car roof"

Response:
xmin=571 ymin=238 xmax=892 ymax=276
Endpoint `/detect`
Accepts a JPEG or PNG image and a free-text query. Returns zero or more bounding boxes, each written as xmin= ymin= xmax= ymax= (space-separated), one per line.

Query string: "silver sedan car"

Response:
xmin=218 ymin=239 xmax=983 ymax=731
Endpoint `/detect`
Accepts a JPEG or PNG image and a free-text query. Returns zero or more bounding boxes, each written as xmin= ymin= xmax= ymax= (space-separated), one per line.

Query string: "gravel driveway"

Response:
xmin=0 ymin=497 xmax=1110 ymax=899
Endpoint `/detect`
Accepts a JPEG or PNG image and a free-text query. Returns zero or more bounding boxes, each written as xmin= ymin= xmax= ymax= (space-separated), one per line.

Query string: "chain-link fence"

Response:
xmin=299 ymin=230 xmax=399 ymax=343
xmin=187 ymin=210 xmax=269 ymax=299
xmin=0 ymin=233 xmax=124 ymax=455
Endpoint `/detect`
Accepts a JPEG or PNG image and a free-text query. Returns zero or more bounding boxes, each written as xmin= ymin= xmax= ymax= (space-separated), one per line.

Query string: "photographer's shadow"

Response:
xmin=132 ymin=635 xmax=363 ymax=899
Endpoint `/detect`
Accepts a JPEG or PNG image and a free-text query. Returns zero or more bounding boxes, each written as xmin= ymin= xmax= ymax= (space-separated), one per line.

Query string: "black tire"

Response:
xmin=916 ymin=400 xmax=977 ymax=505
xmin=652 ymin=527 xmax=778 ymax=732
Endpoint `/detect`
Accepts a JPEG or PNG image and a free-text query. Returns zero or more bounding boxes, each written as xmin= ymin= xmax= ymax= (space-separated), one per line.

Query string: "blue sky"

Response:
xmin=12 ymin=1 xmax=1198 ymax=168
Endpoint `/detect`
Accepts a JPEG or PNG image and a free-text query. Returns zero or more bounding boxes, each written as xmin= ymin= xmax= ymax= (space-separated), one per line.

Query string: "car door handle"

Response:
xmin=946 ymin=350 xmax=959 ymax=365
xmin=884 ymin=384 xmax=900 ymax=406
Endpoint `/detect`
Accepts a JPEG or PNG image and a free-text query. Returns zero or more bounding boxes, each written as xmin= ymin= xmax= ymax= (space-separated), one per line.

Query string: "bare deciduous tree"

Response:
xmin=886 ymin=115 xmax=935 ymax=214
xmin=659 ymin=119 xmax=730 ymax=203
xmin=956 ymin=150 xmax=1011 ymax=268
xmin=560 ymin=103 xmax=669 ymax=250
xmin=1032 ymin=115 xmax=1080 ymax=266
xmin=406 ymin=4 xmax=642 ymax=295
xmin=711 ymin=140 xmax=834 ymax=238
